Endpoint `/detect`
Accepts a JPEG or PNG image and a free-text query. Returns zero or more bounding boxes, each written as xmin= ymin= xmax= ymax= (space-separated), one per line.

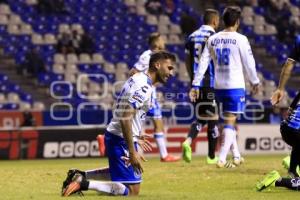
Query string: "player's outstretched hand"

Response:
xmin=270 ymin=89 xmax=284 ymax=105
xmin=138 ymin=134 xmax=153 ymax=152
xmin=189 ymin=88 xmax=199 ymax=102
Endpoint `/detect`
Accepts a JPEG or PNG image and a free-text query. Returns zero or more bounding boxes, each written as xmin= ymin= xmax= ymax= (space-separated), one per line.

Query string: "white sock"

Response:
xmin=231 ymin=130 xmax=241 ymax=159
xmin=85 ymin=167 xmax=110 ymax=180
xmin=88 ymin=181 xmax=129 ymax=196
xmin=218 ymin=126 xmax=235 ymax=163
xmin=154 ymin=132 xmax=168 ymax=158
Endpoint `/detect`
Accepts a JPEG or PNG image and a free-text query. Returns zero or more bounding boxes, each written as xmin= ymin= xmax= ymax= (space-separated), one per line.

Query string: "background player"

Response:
xmin=130 ymin=32 xmax=180 ymax=162
xmin=62 ymin=51 xmax=176 ymax=196
xmin=182 ymin=9 xmax=220 ymax=164
xmin=190 ymin=6 xmax=260 ymax=168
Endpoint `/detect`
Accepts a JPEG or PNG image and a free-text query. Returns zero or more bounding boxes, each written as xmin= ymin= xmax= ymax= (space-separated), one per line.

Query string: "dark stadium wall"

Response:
xmin=0 ymin=127 xmax=105 ymax=160
xmin=0 ymin=111 xmax=43 ymax=127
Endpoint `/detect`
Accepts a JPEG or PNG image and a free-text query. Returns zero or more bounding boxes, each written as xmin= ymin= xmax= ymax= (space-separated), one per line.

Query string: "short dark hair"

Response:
xmin=149 ymin=51 xmax=176 ymax=69
xmin=148 ymin=32 xmax=161 ymax=48
xmin=222 ymin=6 xmax=241 ymax=27
xmin=203 ymin=9 xmax=219 ymax=25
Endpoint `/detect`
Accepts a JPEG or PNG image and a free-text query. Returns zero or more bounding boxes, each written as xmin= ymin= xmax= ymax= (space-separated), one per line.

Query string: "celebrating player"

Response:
xmin=190 ymin=6 xmax=260 ymax=168
xmin=62 ymin=51 xmax=176 ymax=196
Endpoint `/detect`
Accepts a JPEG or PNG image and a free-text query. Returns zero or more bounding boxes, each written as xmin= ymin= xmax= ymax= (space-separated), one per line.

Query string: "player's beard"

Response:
xmin=157 ymin=72 xmax=167 ymax=84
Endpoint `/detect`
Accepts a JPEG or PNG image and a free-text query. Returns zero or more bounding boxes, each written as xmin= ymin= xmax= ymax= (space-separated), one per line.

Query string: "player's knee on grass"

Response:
xmin=128 ymin=184 xmax=140 ymax=196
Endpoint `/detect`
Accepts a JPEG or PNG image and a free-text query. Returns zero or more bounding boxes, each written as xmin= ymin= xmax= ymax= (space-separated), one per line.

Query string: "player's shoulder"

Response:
xmin=131 ymin=73 xmax=152 ymax=88
xmin=137 ymin=49 xmax=152 ymax=64
xmin=234 ymin=32 xmax=249 ymax=42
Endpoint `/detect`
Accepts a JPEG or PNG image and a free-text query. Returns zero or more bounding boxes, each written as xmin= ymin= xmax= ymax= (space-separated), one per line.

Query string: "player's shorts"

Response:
xmin=194 ymin=87 xmax=217 ymax=118
xmin=280 ymin=121 xmax=300 ymax=148
xmin=105 ymin=131 xmax=142 ymax=184
xmin=215 ymin=88 xmax=245 ymax=114
xmin=147 ymin=86 xmax=162 ymax=119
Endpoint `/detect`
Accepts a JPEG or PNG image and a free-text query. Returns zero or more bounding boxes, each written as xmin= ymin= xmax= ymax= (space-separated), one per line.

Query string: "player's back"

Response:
xmin=207 ymin=31 xmax=252 ymax=89
xmin=187 ymin=25 xmax=215 ymax=87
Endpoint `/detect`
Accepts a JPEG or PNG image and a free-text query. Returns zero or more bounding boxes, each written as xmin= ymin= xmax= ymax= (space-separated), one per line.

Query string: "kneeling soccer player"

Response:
xmin=62 ymin=51 xmax=176 ymax=196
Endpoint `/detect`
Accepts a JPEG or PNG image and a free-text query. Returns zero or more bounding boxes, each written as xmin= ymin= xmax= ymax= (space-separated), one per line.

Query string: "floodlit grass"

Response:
xmin=0 ymin=155 xmax=299 ymax=200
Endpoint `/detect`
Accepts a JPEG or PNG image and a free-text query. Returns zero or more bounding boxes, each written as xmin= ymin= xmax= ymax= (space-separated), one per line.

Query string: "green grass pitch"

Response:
xmin=0 ymin=155 xmax=299 ymax=200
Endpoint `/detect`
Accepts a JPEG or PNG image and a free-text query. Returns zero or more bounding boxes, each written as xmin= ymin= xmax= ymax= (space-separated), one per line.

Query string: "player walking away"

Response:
xmin=62 ymin=51 xmax=176 ymax=197
xmin=270 ymin=35 xmax=300 ymax=178
xmin=190 ymin=7 xmax=260 ymax=168
xmin=256 ymin=170 xmax=300 ymax=191
xmin=97 ymin=33 xmax=179 ymax=162
xmin=181 ymin=9 xmax=220 ymax=164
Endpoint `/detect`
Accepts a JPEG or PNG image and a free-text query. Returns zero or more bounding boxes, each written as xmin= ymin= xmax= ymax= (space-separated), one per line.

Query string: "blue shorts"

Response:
xmin=147 ymin=98 xmax=162 ymax=119
xmin=215 ymin=89 xmax=245 ymax=114
xmin=105 ymin=131 xmax=142 ymax=184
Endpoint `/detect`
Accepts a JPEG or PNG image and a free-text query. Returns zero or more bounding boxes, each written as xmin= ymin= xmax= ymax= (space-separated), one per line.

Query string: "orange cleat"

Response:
xmin=97 ymin=134 xmax=106 ymax=156
xmin=160 ymin=154 xmax=181 ymax=162
xmin=62 ymin=173 xmax=83 ymax=197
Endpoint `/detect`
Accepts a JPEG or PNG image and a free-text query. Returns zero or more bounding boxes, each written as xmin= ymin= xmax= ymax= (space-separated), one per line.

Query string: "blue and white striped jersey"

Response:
xmin=286 ymin=105 xmax=300 ymax=130
xmin=107 ymin=73 xmax=153 ymax=141
xmin=185 ymin=25 xmax=215 ymax=87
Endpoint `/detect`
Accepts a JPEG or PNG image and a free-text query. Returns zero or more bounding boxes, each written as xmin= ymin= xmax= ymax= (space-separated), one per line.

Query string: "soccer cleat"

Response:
xmin=282 ymin=156 xmax=290 ymax=170
xmin=206 ymin=156 xmax=219 ymax=164
xmin=62 ymin=173 xmax=84 ymax=197
xmin=61 ymin=169 xmax=85 ymax=196
xmin=182 ymin=141 xmax=192 ymax=163
xmin=161 ymin=154 xmax=181 ymax=162
xmin=97 ymin=134 xmax=106 ymax=156
xmin=256 ymin=170 xmax=280 ymax=191
xmin=233 ymin=157 xmax=245 ymax=166
xmin=216 ymin=160 xmax=236 ymax=168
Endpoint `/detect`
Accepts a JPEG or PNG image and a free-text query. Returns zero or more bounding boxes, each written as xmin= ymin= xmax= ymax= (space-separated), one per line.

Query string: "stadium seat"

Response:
xmin=9 ymin=14 xmax=22 ymax=25
xmin=20 ymin=24 xmax=32 ymax=34
xmin=66 ymin=54 xmax=79 ymax=64
xmin=33 ymin=101 xmax=45 ymax=111
xmin=79 ymin=53 xmax=92 ymax=64
xmin=147 ymin=15 xmax=158 ymax=25
xmin=7 ymin=24 xmax=20 ymax=35
xmin=0 ymin=14 xmax=8 ymax=25
xmin=0 ymin=4 xmax=11 ymax=15
xmin=44 ymin=34 xmax=57 ymax=45
xmin=26 ymin=0 xmax=38 ymax=5
xmin=32 ymin=34 xmax=43 ymax=44
xmin=54 ymin=54 xmax=66 ymax=64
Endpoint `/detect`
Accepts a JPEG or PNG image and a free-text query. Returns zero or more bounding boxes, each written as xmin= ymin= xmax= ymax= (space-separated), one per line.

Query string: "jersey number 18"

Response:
xmin=216 ymin=48 xmax=230 ymax=66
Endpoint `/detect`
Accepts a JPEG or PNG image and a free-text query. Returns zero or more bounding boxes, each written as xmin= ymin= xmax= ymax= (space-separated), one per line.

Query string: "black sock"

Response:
xmin=275 ymin=178 xmax=300 ymax=190
xmin=188 ymin=120 xmax=206 ymax=140
xmin=289 ymin=148 xmax=299 ymax=176
xmin=80 ymin=179 xmax=90 ymax=191
xmin=207 ymin=120 xmax=219 ymax=159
